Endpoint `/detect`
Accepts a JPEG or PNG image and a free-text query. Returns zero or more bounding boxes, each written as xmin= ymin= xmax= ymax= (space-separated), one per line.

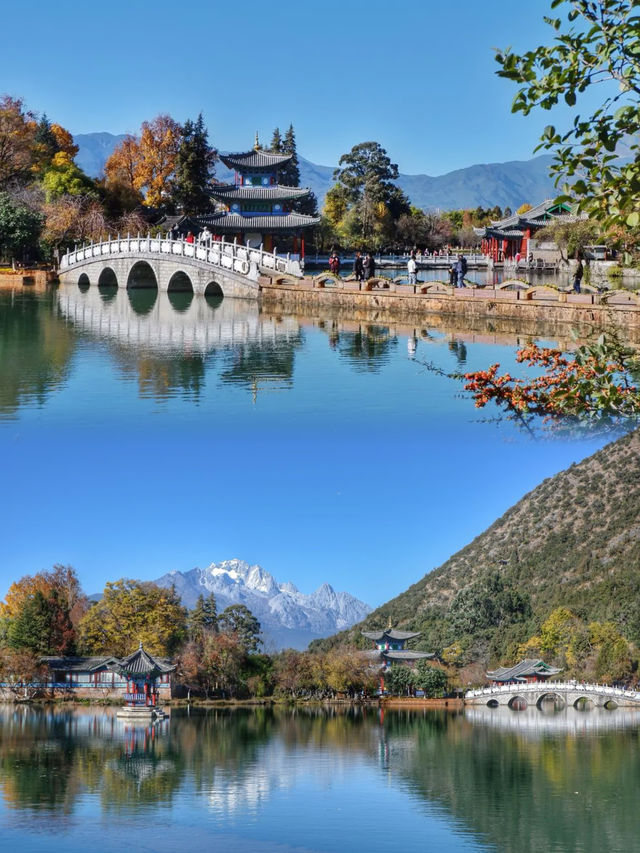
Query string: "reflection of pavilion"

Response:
xmin=56 ymin=284 xmax=300 ymax=355
xmin=113 ymin=717 xmax=174 ymax=788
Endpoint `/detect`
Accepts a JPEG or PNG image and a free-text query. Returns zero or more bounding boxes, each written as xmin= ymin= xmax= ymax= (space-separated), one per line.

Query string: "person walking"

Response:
xmin=407 ymin=253 xmax=417 ymax=285
xmin=455 ymin=255 xmax=465 ymax=288
xmin=363 ymin=251 xmax=375 ymax=281
xmin=353 ymin=251 xmax=364 ymax=282
xmin=573 ymin=257 xmax=584 ymax=293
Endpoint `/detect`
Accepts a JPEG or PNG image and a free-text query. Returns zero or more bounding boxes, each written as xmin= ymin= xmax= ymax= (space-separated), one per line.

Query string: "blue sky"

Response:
xmin=0 ymin=2 xmax=614 ymax=611
xmin=0 ymin=311 xmax=609 ymax=607
xmin=1 ymin=0 xmax=589 ymax=174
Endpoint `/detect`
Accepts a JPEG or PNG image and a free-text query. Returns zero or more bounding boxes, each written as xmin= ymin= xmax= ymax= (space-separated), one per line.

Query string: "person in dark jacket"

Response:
xmin=353 ymin=251 xmax=364 ymax=282
xmin=573 ymin=257 xmax=584 ymax=293
xmin=363 ymin=252 xmax=375 ymax=281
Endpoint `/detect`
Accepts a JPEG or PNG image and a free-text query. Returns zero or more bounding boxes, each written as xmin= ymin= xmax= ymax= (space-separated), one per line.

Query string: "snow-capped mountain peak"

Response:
xmin=154 ymin=559 xmax=371 ymax=650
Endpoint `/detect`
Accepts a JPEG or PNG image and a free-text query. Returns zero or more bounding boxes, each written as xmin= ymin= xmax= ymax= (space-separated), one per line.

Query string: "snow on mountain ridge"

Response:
xmin=153 ymin=559 xmax=371 ymax=650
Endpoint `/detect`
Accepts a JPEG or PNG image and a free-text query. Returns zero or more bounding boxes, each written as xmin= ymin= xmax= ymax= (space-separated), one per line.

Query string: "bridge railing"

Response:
xmin=465 ymin=681 xmax=640 ymax=700
xmin=60 ymin=235 xmax=302 ymax=279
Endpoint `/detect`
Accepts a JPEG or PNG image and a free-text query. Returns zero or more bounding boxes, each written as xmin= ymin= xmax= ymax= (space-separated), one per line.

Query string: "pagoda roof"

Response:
xmin=41 ymin=649 xmax=175 ymax=675
xmin=42 ymin=655 xmax=122 ymax=672
xmin=111 ymin=643 xmax=176 ymax=677
xmin=486 ymin=659 xmax=562 ymax=683
xmin=197 ymin=211 xmax=320 ymax=232
xmin=383 ymin=650 xmax=434 ymax=661
xmin=361 ymin=629 xmax=422 ymax=642
xmin=219 ymin=150 xmax=293 ymax=172
xmin=210 ymin=184 xmax=311 ymax=202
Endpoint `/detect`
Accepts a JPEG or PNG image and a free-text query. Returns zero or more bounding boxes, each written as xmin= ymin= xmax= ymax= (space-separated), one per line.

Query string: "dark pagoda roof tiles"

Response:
xmin=116 ymin=643 xmax=176 ymax=675
xmin=210 ymin=184 xmax=311 ymax=202
xmin=197 ymin=212 xmax=320 ymax=231
xmin=361 ymin=629 xmax=422 ymax=642
xmin=486 ymin=658 xmax=562 ymax=682
xmin=219 ymin=150 xmax=293 ymax=172
xmin=383 ymin=650 xmax=435 ymax=661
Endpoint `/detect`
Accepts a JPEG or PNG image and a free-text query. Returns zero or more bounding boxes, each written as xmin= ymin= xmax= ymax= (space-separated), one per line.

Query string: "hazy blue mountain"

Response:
xmin=395 ymin=156 xmax=557 ymax=211
xmin=153 ymin=559 xmax=372 ymax=651
xmin=74 ymin=132 xmax=128 ymax=178
xmin=73 ymin=131 xmax=556 ymax=210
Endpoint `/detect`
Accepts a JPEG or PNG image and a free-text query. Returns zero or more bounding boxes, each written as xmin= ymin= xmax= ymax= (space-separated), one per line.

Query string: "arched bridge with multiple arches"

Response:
xmin=465 ymin=682 xmax=640 ymax=709
xmin=59 ymin=235 xmax=303 ymax=299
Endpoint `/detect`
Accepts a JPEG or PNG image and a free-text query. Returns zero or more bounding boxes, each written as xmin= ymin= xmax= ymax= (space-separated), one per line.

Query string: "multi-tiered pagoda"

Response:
xmin=200 ymin=136 xmax=319 ymax=256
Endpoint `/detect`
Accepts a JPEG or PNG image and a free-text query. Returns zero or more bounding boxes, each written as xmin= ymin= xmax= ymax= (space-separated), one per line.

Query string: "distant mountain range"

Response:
xmin=73 ymin=132 xmax=557 ymax=211
xmin=153 ymin=559 xmax=371 ymax=651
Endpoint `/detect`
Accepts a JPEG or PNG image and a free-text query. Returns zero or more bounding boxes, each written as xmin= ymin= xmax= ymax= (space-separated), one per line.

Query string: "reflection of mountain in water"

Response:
xmin=0 ymin=289 xmax=75 ymax=418
xmin=381 ymin=709 xmax=640 ymax=853
xmin=57 ymin=285 xmax=304 ymax=400
xmin=2 ymin=705 xmax=640 ymax=852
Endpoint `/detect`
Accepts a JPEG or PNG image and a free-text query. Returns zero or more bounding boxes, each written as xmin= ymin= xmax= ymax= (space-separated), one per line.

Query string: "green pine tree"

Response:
xmin=8 ymin=591 xmax=53 ymax=654
xmin=173 ymin=113 xmax=217 ymax=214
xmin=189 ymin=592 xmax=218 ymax=641
xmin=34 ymin=114 xmax=60 ymax=166
xmin=270 ymin=127 xmax=283 ymax=153
xmin=280 ymin=124 xmax=300 ymax=187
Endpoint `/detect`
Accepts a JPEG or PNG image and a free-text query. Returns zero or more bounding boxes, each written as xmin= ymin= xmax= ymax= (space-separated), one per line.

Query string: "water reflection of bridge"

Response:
xmin=57 ymin=284 xmax=300 ymax=354
xmin=465 ymin=705 xmax=640 ymax=737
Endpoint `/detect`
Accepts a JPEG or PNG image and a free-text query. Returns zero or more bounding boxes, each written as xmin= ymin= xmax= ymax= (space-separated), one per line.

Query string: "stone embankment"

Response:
xmin=260 ymin=275 xmax=640 ymax=329
xmin=0 ymin=270 xmax=54 ymax=289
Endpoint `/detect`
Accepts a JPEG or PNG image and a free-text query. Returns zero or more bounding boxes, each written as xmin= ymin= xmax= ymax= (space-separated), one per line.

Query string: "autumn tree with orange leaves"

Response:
xmin=460 ymin=334 xmax=640 ymax=429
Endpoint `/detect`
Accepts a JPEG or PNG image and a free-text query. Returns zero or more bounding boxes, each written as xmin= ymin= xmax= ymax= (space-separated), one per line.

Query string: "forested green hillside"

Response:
xmin=314 ymin=430 xmax=640 ymax=667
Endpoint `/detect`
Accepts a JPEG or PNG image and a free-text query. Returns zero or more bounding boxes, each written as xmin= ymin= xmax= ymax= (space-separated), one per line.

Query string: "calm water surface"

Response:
xmin=0 ymin=705 xmax=638 ymax=853
xmin=0 ymin=283 xmax=626 ymax=604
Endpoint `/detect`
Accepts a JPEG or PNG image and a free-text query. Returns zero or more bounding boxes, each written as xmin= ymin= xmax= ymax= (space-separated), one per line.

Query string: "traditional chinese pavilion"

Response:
xmin=486 ymin=659 xmax=562 ymax=685
xmin=199 ymin=135 xmax=319 ymax=255
xmin=362 ymin=626 xmax=434 ymax=692
xmin=475 ymin=199 xmax=577 ymax=262
xmin=112 ymin=642 xmax=176 ymax=718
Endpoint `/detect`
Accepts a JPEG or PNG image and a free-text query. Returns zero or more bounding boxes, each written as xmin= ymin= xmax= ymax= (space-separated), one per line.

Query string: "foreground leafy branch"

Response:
xmin=463 ymin=334 xmax=640 ymax=426
xmin=496 ymin=0 xmax=640 ymax=228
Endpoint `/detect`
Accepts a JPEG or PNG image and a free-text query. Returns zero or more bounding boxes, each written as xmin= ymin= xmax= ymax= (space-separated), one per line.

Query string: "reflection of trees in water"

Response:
xmin=448 ymin=339 xmax=468 ymax=367
xmin=381 ymin=710 xmax=640 ymax=853
xmin=2 ymin=704 xmax=638 ymax=849
xmin=0 ymin=290 xmax=75 ymax=417
xmin=217 ymin=334 xmax=303 ymax=396
xmin=331 ymin=323 xmax=398 ymax=372
xmin=120 ymin=352 xmax=207 ymax=402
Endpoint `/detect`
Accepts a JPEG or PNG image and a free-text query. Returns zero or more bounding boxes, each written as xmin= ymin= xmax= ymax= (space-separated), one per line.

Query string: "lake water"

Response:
xmin=0 ymin=704 xmax=638 ymax=853
xmin=0 ymin=283 xmax=621 ymax=605
xmin=1 ymin=284 xmax=639 ymax=849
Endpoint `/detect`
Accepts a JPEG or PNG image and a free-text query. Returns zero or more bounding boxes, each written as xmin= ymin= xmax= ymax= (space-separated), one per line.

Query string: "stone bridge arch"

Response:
xmin=535 ymin=691 xmax=565 ymax=709
xmin=167 ymin=270 xmax=194 ymax=293
xmin=98 ymin=267 xmax=118 ymax=288
xmin=127 ymin=261 xmax=158 ymax=290
xmin=58 ymin=236 xmax=297 ymax=300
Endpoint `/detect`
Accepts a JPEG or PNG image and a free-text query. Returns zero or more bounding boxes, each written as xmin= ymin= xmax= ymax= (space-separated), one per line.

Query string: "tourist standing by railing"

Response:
xmin=407 ymin=252 xmax=417 ymax=285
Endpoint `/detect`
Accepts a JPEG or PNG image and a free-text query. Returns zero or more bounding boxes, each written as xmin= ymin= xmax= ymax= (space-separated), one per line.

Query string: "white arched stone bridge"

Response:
xmin=59 ymin=235 xmax=303 ymax=299
xmin=465 ymin=681 xmax=640 ymax=709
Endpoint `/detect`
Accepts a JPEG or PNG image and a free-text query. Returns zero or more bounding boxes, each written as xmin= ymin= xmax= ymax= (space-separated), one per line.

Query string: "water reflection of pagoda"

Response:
xmin=200 ymin=135 xmax=319 ymax=254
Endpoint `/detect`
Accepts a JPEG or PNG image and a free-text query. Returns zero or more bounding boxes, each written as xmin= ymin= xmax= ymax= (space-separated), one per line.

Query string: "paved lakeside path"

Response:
xmin=260 ymin=275 xmax=640 ymax=330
